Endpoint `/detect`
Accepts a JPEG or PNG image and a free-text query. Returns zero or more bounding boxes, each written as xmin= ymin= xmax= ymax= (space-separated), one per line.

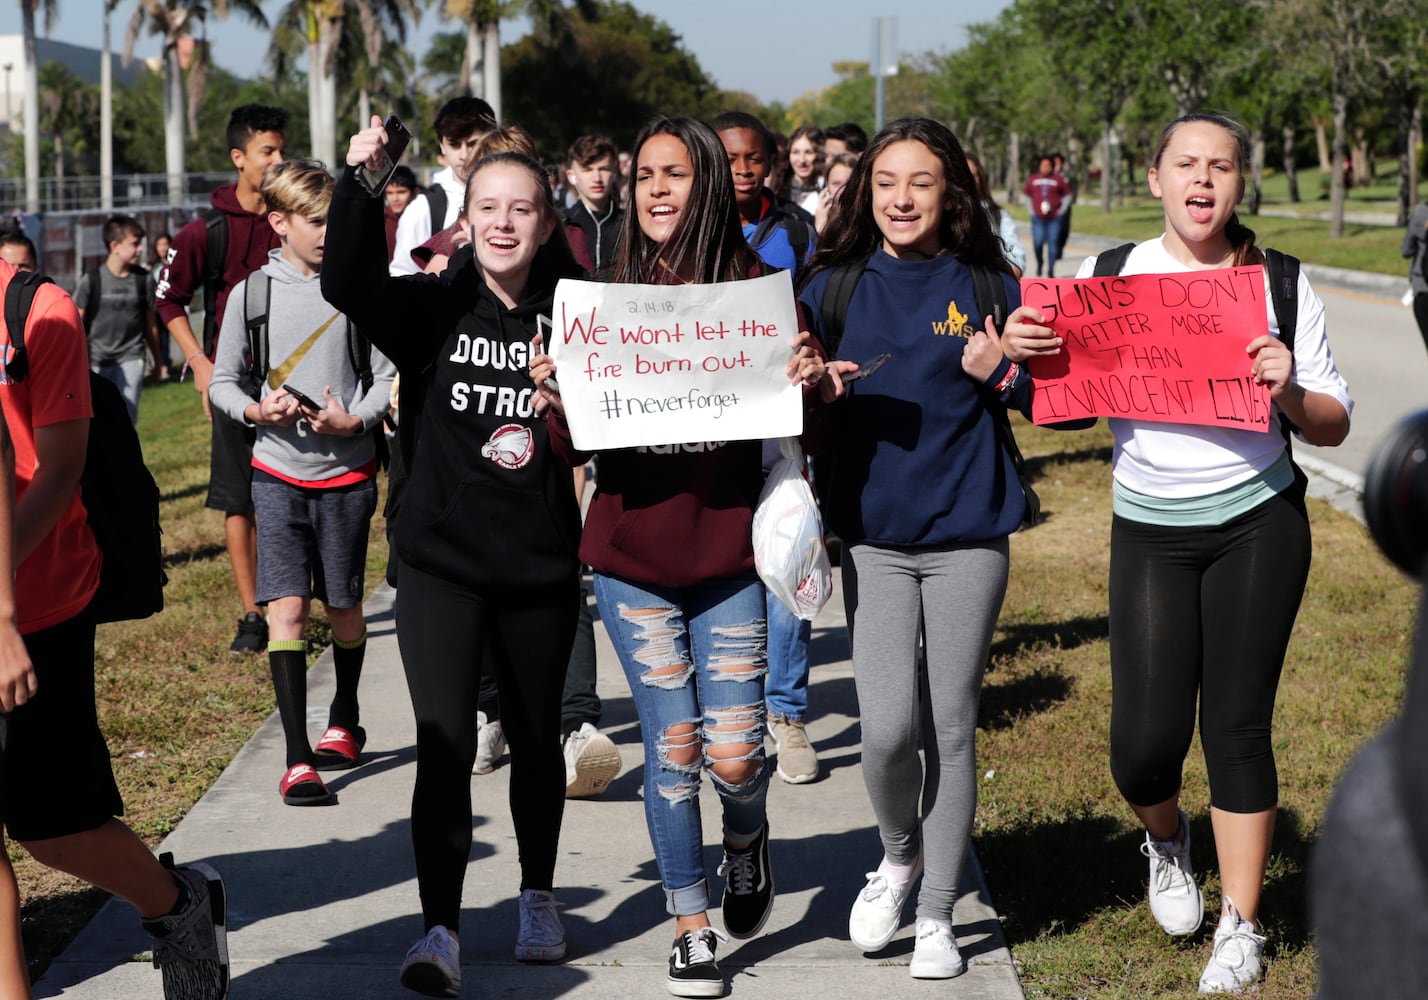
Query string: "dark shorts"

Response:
xmin=0 ymin=610 xmax=124 ymax=841
xmin=253 ymin=472 xmax=378 ymax=609
xmin=206 ymin=409 xmax=257 ymax=515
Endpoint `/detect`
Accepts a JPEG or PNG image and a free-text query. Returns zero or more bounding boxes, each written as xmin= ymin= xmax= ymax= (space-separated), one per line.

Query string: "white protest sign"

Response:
xmin=547 ymin=270 xmax=804 ymax=451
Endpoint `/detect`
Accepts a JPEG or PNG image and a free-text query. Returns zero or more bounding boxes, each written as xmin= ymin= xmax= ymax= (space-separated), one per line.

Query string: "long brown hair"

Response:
xmin=1152 ymin=112 xmax=1264 ymax=269
xmin=608 ymin=116 xmax=760 ymax=285
xmin=802 ymin=118 xmax=1012 ymax=287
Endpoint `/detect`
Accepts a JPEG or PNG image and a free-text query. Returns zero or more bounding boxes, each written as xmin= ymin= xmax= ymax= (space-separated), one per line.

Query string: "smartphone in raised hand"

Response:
xmin=355 ymin=114 xmax=412 ymax=197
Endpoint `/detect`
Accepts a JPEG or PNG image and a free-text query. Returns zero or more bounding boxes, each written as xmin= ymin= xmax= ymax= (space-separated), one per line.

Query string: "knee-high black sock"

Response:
xmin=269 ymin=642 xmax=311 ymax=768
xmin=329 ymin=630 xmax=367 ymax=731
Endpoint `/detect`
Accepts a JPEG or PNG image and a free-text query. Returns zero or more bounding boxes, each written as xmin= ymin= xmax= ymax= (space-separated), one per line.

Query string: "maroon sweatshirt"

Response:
xmin=154 ymin=183 xmax=280 ymax=353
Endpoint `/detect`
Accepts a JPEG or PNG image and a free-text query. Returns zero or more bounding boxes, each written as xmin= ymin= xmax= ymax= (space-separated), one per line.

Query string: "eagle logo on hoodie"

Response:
xmin=481 ymin=424 xmax=534 ymax=470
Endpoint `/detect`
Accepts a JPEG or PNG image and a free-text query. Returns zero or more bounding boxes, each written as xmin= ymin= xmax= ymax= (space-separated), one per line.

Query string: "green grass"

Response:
xmin=982 ymin=419 xmax=1414 ymax=999
xmin=1066 ymin=162 xmax=1417 ymax=277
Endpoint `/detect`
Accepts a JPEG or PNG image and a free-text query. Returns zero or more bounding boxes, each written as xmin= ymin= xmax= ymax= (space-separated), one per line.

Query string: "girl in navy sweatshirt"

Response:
xmin=798 ymin=118 xmax=1040 ymax=980
xmin=532 ymin=115 xmax=828 ymax=999
xmin=326 ymin=120 xmax=584 ymax=998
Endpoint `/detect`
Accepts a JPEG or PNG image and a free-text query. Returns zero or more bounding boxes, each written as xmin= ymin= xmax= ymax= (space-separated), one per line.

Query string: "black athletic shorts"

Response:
xmin=0 ymin=609 xmax=124 ymax=841
xmin=206 ymin=408 xmax=257 ymax=515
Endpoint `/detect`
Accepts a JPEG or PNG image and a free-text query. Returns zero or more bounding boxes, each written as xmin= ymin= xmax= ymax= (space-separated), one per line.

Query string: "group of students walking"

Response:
xmin=0 ymin=97 xmax=1351 ymax=1000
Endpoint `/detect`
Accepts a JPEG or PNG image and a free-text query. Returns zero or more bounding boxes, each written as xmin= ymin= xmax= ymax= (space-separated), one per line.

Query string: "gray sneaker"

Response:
xmin=141 ymin=853 xmax=229 ymax=1000
xmin=769 ymin=715 xmax=819 ymax=784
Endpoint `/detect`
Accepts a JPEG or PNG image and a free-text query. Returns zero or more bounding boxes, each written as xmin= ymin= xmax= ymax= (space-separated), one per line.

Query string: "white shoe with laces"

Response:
xmin=848 ymin=855 xmax=922 ymax=952
xmin=515 ymin=888 xmax=566 ymax=961
xmin=399 ymin=925 xmax=460 ymax=997
xmin=1140 ymin=808 xmax=1203 ymax=936
xmin=1198 ymin=897 xmax=1266 ymax=993
xmin=909 ymin=918 xmax=966 ymax=979
xmin=564 ymin=722 xmax=621 ymax=798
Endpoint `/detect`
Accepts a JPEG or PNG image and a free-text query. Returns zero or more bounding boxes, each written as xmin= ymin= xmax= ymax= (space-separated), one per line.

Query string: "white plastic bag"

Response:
xmin=752 ymin=437 xmax=832 ymax=621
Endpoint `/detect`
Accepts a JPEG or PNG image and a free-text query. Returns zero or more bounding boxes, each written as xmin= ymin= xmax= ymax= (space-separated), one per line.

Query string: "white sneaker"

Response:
xmin=515 ymin=888 xmax=567 ymax=961
xmin=909 ymin=918 xmax=965 ymax=979
xmin=399 ymin=925 xmax=460 ymax=997
xmin=1140 ymin=809 xmax=1203 ymax=936
xmin=564 ymin=722 xmax=621 ymax=798
xmin=848 ymin=856 xmax=922 ymax=951
xmin=473 ymin=710 xmax=506 ymax=775
xmin=1198 ymin=898 xmax=1265 ymax=993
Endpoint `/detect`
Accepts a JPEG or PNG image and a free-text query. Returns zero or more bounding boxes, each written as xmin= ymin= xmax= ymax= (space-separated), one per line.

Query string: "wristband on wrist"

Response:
xmin=994 ymin=361 xmax=1020 ymax=394
xmin=181 ymin=350 xmax=204 ymax=382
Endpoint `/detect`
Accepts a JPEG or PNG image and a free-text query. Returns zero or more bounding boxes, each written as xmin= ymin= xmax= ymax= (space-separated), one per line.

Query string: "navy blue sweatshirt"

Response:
xmin=799 ymin=249 xmax=1032 ymax=546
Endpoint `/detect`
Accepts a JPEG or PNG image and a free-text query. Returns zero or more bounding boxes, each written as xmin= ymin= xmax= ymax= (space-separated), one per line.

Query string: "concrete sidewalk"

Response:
xmin=35 ymin=576 xmax=1025 ymax=1000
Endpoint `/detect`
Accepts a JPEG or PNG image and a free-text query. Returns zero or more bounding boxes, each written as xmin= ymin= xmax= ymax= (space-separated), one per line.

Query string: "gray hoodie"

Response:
xmin=209 ymin=249 xmax=395 ymax=482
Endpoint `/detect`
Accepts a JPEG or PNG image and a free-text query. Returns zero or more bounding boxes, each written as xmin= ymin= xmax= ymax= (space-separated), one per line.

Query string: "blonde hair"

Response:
xmin=260 ymin=159 xmax=335 ymax=220
xmin=474 ymin=125 xmax=538 ymax=161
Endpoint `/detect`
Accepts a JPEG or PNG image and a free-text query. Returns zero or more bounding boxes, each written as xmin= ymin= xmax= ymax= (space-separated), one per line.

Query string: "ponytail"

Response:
xmin=1226 ymin=213 xmax=1264 ymax=269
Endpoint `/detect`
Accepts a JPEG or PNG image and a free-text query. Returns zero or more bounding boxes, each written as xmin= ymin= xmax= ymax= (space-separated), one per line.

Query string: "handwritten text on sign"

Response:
xmin=548 ymin=271 xmax=803 ymax=450
xmin=1021 ymin=266 xmax=1272 ymax=431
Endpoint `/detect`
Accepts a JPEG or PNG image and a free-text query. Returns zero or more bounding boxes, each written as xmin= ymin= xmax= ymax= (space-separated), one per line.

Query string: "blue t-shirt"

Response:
xmin=799 ymin=249 xmax=1031 ymax=546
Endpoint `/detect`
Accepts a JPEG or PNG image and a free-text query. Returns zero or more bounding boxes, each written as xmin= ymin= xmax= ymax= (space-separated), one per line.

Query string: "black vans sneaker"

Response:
xmin=229 ymin=612 xmax=267 ymax=654
xmin=667 ymin=926 xmax=727 ymax=998
xmin=718 ymin=821 xmax=774 ymax=939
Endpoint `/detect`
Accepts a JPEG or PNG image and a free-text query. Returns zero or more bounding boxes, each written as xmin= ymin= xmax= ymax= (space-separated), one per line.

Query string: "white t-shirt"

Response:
xmin=1076 ymin=237 xmax=1353 ymax=498
xmin=388 ymin=167 xmax=465 ymax=277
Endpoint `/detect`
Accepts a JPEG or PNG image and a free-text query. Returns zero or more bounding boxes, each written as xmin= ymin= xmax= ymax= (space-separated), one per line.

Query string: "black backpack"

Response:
xmin=426 ymin=183 xmax=448 ymax=237
xmin=1091 ymin=242 xmax=1302 ymax=446
xmin=750 ymin=200 xmax=814 ymax=285
xmin=201 ymin=208 xmax=228 ymax=357
xmin=238 ymin=271 xmax=390 ymax=471
xmin=818 ymin=254 xmax=1042 ymax=528
xmin=4 ymin=272 xmax=167 ymax=623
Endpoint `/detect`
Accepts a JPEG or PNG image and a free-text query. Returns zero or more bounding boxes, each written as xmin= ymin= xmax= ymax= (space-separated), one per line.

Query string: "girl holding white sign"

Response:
xmin=796 ymin=117 xmax=1039 ymax=981
xmin=532 ymin=115 xmax=829 ymax=999
xmin=326 ymin=119 xmax=587 ymax=997
xmin=1015 ymin=113 xmax=1352 ymax=993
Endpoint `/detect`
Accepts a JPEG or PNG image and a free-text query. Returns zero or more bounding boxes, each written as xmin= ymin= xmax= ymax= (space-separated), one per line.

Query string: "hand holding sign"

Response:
xmin=1020 ymin=266 xmax=1273 ymax=432
xmin=546 ymin=271 xmax=806 ymax=451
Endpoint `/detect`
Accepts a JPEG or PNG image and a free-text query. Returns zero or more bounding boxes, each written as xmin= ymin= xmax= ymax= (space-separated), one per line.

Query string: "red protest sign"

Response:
xmin=1021 ymin=266 xmax=1273 ymax=432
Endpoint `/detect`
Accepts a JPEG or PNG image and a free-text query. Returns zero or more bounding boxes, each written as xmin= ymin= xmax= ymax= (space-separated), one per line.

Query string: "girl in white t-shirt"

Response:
xmin=1010 ymin=112 xmax=1352 ymax=994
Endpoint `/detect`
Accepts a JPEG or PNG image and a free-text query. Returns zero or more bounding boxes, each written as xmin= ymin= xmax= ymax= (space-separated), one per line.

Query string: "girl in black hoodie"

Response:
xmin=326 ymin=119 xmax=583 ymax=998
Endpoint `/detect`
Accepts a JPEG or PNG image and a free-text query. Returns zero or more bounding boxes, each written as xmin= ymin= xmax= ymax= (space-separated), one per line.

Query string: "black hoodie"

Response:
xmin=323 ymin=166 xmax=583 ymax=592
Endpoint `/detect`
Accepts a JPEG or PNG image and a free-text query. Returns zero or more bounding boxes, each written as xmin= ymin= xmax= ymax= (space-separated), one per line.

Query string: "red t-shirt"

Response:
xmin=0 ymin=265 xmax=101 ymax=633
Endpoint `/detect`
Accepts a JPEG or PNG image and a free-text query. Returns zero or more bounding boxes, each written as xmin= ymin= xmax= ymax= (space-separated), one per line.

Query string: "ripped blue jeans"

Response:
xmin=594 ymin=571 xmax=769 ymax=916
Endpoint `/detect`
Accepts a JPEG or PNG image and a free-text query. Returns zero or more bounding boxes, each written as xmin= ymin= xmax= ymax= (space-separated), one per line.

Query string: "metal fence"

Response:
xmin=0 ymin=172 xmax=234 ymax=215
xmin=31 ymin=204 xmax=211 ymax=294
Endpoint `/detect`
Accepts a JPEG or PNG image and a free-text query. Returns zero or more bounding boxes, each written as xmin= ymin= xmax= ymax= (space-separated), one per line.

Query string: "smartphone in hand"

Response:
xmin=355 ymin=114 xmax=412 ymax=197
xmin=281 ymin=383 xmax=323 ymax=411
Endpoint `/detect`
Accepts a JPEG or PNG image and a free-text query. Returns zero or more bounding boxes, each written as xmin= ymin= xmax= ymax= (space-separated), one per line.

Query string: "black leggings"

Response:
xmin=1413 ymin=293 xmax=1428 ymax=356
xmin=1108 ymin=480 xmax=1311 ymax=814
xmin=394 ymin=558 xmax=577 ymax=933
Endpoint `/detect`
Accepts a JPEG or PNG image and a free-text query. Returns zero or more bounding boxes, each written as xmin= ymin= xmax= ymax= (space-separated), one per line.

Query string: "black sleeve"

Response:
xmin=322 ymin=166 xmax=470 ymax=372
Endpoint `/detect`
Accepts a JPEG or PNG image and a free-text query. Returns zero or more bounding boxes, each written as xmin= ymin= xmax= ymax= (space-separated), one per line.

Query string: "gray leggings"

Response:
xmin=843 ymin=539 xmax=1009 ymax=923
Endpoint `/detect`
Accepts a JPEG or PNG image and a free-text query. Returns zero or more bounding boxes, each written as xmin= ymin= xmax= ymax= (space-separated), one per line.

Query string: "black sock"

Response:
xmin=329 ymin=630 xmax=367 ymax=731
xmin=269 ymin=642 xmax=311 ymax=768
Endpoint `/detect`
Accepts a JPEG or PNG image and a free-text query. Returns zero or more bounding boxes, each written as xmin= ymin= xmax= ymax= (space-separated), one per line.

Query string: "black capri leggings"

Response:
xmin=1108 ymin=479 xmax=1311 ymax=815
xmin=394 ymin=558 xmax=578 ymax=933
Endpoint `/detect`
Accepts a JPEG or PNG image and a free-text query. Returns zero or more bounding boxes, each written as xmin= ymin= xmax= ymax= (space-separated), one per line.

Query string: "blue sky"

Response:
xmin=0 ymin=1 xmax=1012 ymax=106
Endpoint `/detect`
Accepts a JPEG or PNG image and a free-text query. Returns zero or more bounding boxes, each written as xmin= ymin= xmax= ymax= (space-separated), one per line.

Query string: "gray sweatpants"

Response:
xmin=843 ymin=538 xmax=1009 ymax=923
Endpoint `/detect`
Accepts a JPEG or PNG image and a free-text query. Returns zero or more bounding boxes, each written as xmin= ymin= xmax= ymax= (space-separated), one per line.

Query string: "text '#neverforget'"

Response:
xmin=1020 ymin=266 xmax=1273 ymax=432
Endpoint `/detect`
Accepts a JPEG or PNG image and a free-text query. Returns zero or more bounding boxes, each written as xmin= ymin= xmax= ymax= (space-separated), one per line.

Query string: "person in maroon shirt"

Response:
xmin=154 ymin=104 xmax=288 ymax=654
xmin=531 ymin=116 xmax=830 ymax=999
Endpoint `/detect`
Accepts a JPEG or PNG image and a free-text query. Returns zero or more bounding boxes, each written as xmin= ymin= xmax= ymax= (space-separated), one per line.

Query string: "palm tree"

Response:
xmin=124 ymin=0 xmax=268 ymax=207
xmin=18 ymin=0 xmax=59 ymax=213
xmin=270 ymin=1 xmax=422 ymax=171
xmin=101 ymin=0 xmax=120 ymax=209
xmin=444 ymin=0 xmax=595 ymax=122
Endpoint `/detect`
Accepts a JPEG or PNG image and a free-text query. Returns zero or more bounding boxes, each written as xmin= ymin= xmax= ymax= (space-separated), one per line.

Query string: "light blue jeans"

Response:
xmin=594 ymin=571 xmax=770 ymax=916
xmin=92 ymin=357 xmax=145 ymax=425
xmin=764 ymin=589 xmax=811 ymax=722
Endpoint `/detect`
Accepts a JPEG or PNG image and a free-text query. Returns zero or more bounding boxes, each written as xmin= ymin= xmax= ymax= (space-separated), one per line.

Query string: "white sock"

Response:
xmin=878 ymin=857 xmax=917 ymax=883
